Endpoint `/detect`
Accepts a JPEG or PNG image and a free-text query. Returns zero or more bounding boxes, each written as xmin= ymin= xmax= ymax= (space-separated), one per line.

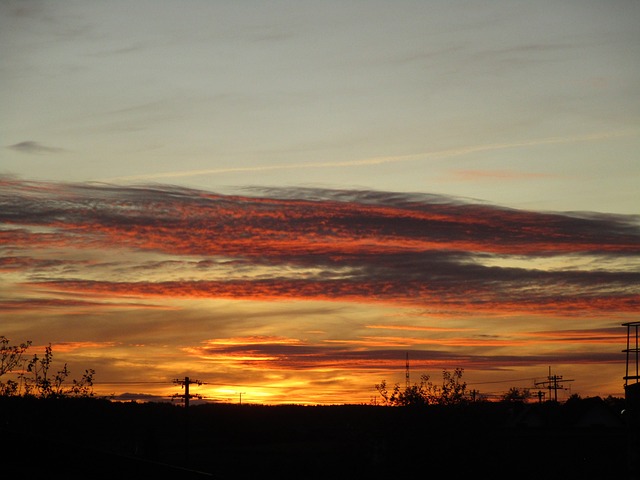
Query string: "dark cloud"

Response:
xmin=0 ymin=256 xmax=69 ymax=271
xmin=6 ymin=141 xmax=64 ymax=154
xmin=27 ymin=275 xmax=639 ymax=315
xmin=0 ymin=297 xmax=166 ymax=312
xmin=106 ymin=392 xmax=173 ymax=403
xmin=192 ymin=341 xmax=622 ymax=371
xmin=2 ymin=180 xmax=638 ymax=252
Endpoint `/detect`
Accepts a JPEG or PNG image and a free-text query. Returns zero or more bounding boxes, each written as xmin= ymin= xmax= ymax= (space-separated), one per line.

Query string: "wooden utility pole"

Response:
xmin=534 ymin=367 xmax=573 ymax=402
xmin=173 ymin=376 xmax=203 ymax=407
xmin=173 ymin=376 xmax=204 ymax=465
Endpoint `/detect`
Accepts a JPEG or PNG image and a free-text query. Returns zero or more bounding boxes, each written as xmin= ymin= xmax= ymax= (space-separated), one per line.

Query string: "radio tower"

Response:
xmin=405 ymin=352 xmax=410 ymax=388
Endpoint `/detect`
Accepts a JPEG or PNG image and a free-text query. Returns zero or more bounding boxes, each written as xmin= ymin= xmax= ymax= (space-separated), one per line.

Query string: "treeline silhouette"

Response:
xmin=0 ymin=395 xmax=632 ymax=479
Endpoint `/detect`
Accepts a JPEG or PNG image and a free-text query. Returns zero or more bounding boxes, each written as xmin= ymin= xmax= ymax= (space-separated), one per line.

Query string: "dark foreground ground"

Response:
xmin=1 ymin=396 xmax=638 ymax=480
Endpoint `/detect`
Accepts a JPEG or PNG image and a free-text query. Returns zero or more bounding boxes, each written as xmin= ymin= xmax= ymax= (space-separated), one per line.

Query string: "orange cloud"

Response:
xmin=2 ymin=177 xmax=638 ymax=402
xmin=25 ymin=278 xmax=639 ymax=316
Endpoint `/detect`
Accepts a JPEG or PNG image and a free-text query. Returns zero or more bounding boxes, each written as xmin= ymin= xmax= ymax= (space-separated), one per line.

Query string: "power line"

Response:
xmin=533 ymin=366 xmax=574 ymax=402
xmin=93 ymin=381 xmax=169 ymax=385
xmin=469 ymin=377 xmax=536 ymax=386
xmin=95 ymin=380 xmax=292 ymax=389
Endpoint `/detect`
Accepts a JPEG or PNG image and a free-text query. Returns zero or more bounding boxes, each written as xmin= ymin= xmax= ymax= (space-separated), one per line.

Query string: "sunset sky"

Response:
xmin=1 ymin=1 xmax=639 ymax=404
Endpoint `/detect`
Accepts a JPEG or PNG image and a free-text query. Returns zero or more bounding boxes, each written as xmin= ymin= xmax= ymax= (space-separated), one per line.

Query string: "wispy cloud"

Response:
xmin=448 ymin=169 xmax=557 ymax=181
xmin=104 ymin=129 xmax=638 ymax=182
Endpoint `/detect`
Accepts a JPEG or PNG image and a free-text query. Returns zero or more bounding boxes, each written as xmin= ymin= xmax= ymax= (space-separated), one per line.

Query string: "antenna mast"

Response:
xmin=405 ymin=352 xmax=410 ymax=388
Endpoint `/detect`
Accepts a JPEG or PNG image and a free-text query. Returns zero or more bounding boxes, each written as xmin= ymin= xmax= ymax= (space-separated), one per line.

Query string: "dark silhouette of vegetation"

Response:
xmin=0 ymin=336 xmax=95 ymax=398
xmin=0 ymin=394 xmax=630 ymax=479
xmin=501 ymin=386 xmax=532 ymax=403
xmin=1 ymin=335 xmax=633 ymax=478
xmin=374 ymin=367 xmax=468 ymax=406
xmin=0 ymin=336 xmax=31 ymax=396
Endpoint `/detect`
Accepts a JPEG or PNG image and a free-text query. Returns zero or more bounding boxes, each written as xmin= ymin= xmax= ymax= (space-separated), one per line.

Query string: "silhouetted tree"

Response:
xmin=375 ymin=368 xmax=468 ymax=406
xmin=23 ymin=343 xmax=95 ymax=398
xmin=0 ymin=336 xmax=31 ymax=396
xmin=566 ymin=393 xmax=582 ymax=402
xmin=375 ymin=376 xmax=430 ymax=406
xmin=501 ymin=386 xmax=531 ymax=403
xmin=436 ymin=368 xmax=467 ymax=405
xmin=0 ymin=337 xmax=95 ymax=398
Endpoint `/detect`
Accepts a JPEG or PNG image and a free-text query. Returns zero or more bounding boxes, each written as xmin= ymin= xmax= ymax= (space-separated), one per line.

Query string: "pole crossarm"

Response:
xmin=172 ymin=376 xmax=204 ymax=407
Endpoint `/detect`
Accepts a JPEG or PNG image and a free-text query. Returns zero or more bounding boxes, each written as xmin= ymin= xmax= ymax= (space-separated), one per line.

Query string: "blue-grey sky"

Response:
xmin=2 ymin=0 xmax=639 ymax=213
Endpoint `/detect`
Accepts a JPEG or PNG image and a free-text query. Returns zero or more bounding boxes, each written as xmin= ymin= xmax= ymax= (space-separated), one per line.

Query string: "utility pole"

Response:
xmin=469 ymin=389 xmax=479 ymax=402
xmin=534 ymin=367 xmax=573 ymax=402
xmin=173 ymin=376 xmax=204 ymax=466
xmin=173 ymin=376 xmax=203 ymax=407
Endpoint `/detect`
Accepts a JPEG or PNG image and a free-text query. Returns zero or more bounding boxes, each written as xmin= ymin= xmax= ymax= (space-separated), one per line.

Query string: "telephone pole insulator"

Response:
xmin=172 ymin=376 xmax=204 ymax=408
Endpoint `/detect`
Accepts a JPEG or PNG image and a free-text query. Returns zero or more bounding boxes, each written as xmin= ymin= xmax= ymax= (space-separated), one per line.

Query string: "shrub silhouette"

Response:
xmin=0 ymin=336 xmax=94 ymax=398
xmin=375 ymin=367 xmax=467 ymax=406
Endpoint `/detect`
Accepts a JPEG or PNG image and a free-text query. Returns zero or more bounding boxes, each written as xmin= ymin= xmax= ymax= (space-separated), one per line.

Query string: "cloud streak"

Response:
xmin=104 ymin=129 xmax=638 ymax=182
xmin=2 ymin=177 xmax=638 ymax=315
